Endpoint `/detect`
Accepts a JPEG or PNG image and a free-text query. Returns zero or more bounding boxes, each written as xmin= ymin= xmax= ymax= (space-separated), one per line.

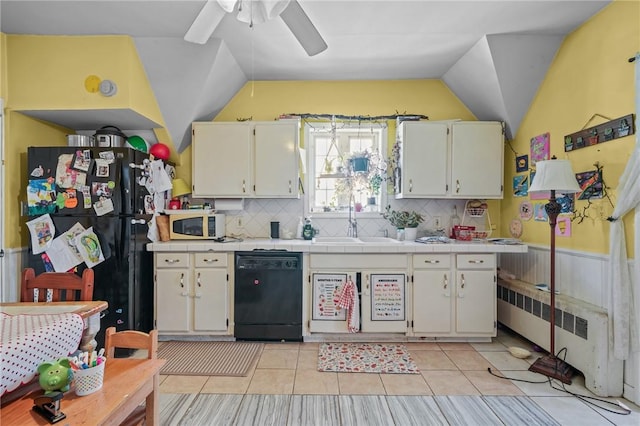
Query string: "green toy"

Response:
xmin=37 ymin=358 xmax=73 ymax=394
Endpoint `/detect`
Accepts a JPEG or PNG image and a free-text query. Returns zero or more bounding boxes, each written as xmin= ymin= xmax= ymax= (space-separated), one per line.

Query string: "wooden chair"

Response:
xmin=20 ymin=268 xmax=94 ymax=302
xmin=104 ymin=327 xmax=159 ymax=426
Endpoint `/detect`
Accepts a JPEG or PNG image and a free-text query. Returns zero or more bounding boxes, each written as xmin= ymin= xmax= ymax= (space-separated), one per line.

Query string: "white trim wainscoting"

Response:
xmin=499 ymin=245 xmax=638 ymax=405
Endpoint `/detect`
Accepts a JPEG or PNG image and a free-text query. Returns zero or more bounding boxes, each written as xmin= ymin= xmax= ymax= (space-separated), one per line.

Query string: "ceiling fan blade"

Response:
xmin=184 ymin=1 xmax=227 ymax=44
xmin=279 ymin=0 xmax=327 ymax=56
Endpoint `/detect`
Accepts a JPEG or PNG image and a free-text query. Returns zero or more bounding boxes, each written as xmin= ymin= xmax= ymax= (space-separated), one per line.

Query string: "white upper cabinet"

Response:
xmin=192 ymin=122 xmax=252 ymax=197
xmin=254 ymin=122 xmax=299 ymax=197
xmin=396 ymin=121 xmax=449 ymax=198
xmin=450 ymin=121 xmax=504 ymax=199
xmin=395 ymin=120 xmax=504 ymax=199
xmin=192 ymin=120 xmax=300 ymax=198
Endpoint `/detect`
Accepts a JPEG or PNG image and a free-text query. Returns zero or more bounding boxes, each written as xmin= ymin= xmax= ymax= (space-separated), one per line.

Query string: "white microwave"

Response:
xmin=169 ymin=213 xmax=226 ymax=240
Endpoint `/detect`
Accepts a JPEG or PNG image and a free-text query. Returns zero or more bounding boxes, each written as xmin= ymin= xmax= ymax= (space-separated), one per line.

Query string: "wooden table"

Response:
xmin=0 ymin=301 xmax=108 ymax=352
xmin=0 ymin=358 xmax=166 ymax=425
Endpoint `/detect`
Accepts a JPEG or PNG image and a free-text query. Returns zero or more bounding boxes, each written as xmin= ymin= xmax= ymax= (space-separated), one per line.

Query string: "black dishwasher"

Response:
xmin=234 ymin=251 xmax=303 ymax=341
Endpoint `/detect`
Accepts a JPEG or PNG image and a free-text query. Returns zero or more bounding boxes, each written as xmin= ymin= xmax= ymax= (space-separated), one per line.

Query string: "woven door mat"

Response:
xmin=158 ymin=341 xmax=263 ymax=376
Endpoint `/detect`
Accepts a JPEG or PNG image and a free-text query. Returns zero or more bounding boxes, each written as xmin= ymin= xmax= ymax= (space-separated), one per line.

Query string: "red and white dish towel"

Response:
xmin=0 ymin=312 xmax=84 ymax=395
xmin=336 ymin=277 xmax=360 ymax=333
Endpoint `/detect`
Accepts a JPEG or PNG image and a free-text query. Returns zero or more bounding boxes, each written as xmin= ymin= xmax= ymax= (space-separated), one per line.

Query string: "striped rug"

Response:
xmin=157 ymin=341 xmax=263 ymax=376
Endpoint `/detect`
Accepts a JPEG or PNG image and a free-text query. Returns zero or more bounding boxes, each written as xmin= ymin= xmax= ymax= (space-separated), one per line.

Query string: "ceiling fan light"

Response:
xmin=184 ymin=0 xmax=227 ymax=44
xmin=237 ymin=0 xmax=268 ymax=24
xmin=235 ymin=0 xmax=290 ymax=25
xmin=217 ymin=0 xmax=238 ymax=13
xmin=264 ymin=0 xmax=292 ymax=20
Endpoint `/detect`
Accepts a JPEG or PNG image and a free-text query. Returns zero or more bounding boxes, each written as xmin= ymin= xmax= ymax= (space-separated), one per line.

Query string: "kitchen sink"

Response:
xmin=358 ymin=237 xmax=401 ymax=243
xmin=312 ymin=237 xmax=361 ymax=243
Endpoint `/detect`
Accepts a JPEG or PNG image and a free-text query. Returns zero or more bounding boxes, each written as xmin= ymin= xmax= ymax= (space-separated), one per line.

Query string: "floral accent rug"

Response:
xmin=317 ymin=343 xmax=420 ymax=374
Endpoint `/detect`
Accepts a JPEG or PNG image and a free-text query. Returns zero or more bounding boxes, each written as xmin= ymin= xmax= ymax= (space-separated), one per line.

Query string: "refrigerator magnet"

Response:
xmin=26 ymin=214 xmax=56 ymax=254
xmin=91 ymin=182 xmax=111 ymax=198
xmin=80 ymin=185 xmax=92 ymax=209
xmin=95 ymin=159 xmax=110 ymax=177
xmin=30 ymin=165 xmax=44 ymax=177
xmin=72 ymin=149 xmax=92 ymax=172
xmin=63 ymin=189 xmax=78 ymax=209
xmin=75 ymin=227 xmax=105 ymax=267
xmin=93 ymin=198 xmax=114 ymax=216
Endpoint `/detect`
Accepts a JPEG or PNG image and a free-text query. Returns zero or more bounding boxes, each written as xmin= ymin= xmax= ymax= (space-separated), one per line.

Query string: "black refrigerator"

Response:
xmin=26 ymin=146 xmax=154 ymax=349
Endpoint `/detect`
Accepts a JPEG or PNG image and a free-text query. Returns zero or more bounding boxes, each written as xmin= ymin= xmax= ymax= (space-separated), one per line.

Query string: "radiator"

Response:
xmin=497 ymin=278 xmax=623 ymax=397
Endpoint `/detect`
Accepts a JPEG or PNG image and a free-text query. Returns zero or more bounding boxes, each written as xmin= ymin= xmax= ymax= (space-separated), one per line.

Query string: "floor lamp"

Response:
xmin=528 ymin=157 xmax=581 ymax=384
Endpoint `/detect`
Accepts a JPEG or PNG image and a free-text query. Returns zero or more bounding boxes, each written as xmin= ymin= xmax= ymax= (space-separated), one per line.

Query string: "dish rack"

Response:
xmin=455 ymin=200 xmax=492 ymax=240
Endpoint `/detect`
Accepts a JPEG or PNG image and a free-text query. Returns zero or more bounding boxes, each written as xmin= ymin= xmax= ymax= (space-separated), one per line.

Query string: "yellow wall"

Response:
xmin=7 ymin=35 xmax=163 ymax=125
xmin=502 ymin=0 xmax=639 ymax=256
xmin=5 ymin=111 xmax=68 ymax=248
xmin=1 ymin=33 xmax=6 ymax=99
xmin=177 ymin=79 xmax=477 ymax=187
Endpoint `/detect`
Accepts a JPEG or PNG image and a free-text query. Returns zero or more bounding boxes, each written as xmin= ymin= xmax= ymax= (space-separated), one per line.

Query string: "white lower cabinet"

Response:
xmin=412 ymin=254 xmax=452 ymax=334
xmin=412 ymin=253 xmax=496 ymax=337
xmin=455 ymin=254 xmax=496 ymax=335
xmin=308 ymin=254 xmax=408 ymax=334
xmin=155 ymin=252 xmax=229 ymax=335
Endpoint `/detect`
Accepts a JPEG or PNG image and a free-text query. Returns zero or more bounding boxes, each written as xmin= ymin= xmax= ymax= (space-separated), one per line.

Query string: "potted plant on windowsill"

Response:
xmin=381 ymin=205 xmax=424 ymax=240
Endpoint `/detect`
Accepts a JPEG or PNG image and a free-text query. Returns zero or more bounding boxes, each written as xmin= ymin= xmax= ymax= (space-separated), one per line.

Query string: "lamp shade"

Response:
xmin=172 ymin=178 xmax=191 ymax=198
xmin=529 ymin=159 xmax=581 ymax=193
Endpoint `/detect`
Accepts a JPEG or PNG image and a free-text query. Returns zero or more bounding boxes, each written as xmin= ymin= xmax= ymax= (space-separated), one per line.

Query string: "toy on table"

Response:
xmin=37 ymin=358 xmax=73 ymax=394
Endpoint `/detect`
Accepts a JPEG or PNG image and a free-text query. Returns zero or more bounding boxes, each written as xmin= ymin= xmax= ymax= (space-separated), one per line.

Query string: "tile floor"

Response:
xmin=157 ymin=328 xmax=640 ymax=425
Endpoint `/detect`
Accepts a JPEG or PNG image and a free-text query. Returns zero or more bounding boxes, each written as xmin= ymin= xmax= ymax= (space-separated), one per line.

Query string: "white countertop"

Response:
xmin=146 ymin=239 xmax=528 ymax=254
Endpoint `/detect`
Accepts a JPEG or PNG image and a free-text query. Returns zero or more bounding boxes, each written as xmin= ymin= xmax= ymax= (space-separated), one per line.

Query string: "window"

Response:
xmin=305 ymin=122 xmax=387 ymax=215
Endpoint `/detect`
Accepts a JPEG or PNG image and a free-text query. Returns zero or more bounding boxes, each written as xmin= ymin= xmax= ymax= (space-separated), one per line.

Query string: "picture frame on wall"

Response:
xmin=516 ymin=155 xmax=529 ymax=172
xmin=530 ymin=132 xmax=550 ymax=166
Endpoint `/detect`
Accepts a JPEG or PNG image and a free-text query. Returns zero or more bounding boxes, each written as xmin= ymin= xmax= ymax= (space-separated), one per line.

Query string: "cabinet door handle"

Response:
xmin=165 ymin=258 xmax=180 ymax=264
xmin=179 ymin=273 xmax=185 ymax=288
xmin=288 ymin=180 xmax=292 ymax=193
xmin=242 ymin=179 xmax=246 ymax=193
xmin=443 ymin=274 xmax=449 ymax=297
xmin=425 ymin=259 xmax=440 ymax=264
xmin=456 ymin=180 xmax=460 ymax=193
xmin=409 ymin=179 xmax=413 ymax=192
xmin=197 ymin=272 xmax=201 ymax=287
xmin=469 ymin=260 xmax=484 ymax=264
xmin=203 ymin=258 xmax=219 ymax=264
xmin=460 ymin=273 xmax=465 ymax=289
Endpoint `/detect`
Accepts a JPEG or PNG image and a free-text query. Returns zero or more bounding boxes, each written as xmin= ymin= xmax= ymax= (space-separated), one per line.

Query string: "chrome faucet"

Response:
xmin=347 ymin=194 xmax=358 ymax=237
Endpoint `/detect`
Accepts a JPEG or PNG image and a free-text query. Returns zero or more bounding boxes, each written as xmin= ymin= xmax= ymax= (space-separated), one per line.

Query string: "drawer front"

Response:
xmin=456 ymin=254 xmax=495 ymax=269
xmin=413 ymin=254 xmax=451 ymax=269
xmin=194 ymin=252 xmax=228 ymax=268
xmin=156 ymin=253 xmax=190 ymax=268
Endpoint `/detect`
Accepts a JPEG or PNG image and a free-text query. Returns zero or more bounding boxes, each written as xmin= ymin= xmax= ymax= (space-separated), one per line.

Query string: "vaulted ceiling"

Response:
xmin=1 ymin=1 xmax=611 ymax=151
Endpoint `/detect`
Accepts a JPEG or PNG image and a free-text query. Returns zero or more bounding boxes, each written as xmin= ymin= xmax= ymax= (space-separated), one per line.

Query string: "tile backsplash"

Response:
xmin=217 ymin=198 xmax=488 ymax=240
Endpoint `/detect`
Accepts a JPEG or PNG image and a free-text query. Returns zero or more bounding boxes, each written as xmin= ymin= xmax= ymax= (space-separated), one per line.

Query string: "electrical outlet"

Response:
xmin=433 ymin=216 xmax=441 ymax=229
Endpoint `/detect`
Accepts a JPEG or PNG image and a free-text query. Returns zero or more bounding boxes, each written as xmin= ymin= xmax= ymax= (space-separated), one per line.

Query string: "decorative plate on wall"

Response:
xmin=509 ymin=218 xmax=523 ymax=239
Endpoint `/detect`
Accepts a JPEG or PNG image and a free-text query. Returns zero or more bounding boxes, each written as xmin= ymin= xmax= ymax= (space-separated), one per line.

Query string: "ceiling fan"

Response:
xmin=184 ymin=0 xmax=328 ymax=56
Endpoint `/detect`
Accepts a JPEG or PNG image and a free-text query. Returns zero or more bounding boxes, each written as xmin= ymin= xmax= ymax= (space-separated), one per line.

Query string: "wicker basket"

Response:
xmin=465 ymin=207 xmax=487 ymax=217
